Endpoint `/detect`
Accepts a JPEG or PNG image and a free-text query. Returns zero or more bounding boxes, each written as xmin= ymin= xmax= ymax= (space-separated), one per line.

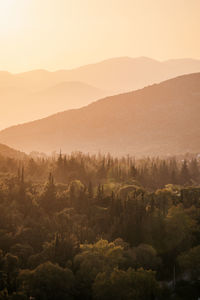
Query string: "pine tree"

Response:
xmin=180 ymin=160 xmax=190 ymax=185
xmin=189 ymin=158 xmax=199 ymax=182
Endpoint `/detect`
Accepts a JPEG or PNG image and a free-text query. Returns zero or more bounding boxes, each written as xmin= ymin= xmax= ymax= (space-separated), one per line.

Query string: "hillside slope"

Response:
xmin=0 ymin=82 xmax=108 ymax=129
xmin=0 ymin=143 xmax=26 ymax=159
xmin=0 ymin=73 xmax=200 ymax=156
xmin=1 ymin=57 xmax=200 ymax=129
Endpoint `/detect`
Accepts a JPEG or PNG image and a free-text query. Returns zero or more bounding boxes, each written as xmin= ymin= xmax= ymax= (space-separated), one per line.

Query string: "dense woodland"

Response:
xmin=0 ymin=151 xmax=200 ymax=299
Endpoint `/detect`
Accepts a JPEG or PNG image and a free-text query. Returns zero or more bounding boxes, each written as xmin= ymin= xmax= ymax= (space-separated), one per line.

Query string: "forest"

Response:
xmin=0 ymin=151 xmax=200 ymax=299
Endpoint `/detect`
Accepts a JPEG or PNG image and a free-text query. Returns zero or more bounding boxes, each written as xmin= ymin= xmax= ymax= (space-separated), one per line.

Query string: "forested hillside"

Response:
xmin=0 ymin=151 xmax=200 ymax=299
xmin=1 ymin=0 xmax=199 ymax=299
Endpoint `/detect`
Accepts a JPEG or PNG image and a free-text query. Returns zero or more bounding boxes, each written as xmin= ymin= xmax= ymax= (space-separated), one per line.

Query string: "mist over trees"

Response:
xmin=0 ymin=151 xmax=200 ymax=299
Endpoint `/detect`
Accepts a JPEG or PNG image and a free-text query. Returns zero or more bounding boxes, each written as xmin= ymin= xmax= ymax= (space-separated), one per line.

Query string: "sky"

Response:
xmin=0 ymin=0 xmax=200 ymax=73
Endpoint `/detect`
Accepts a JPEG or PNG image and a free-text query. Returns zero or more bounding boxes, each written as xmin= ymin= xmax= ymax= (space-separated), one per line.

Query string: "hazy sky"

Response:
xmin=0 ymin=0 xmax=200 ymax=73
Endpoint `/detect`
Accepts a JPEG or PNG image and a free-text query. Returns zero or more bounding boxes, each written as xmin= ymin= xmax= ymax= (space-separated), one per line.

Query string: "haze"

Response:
xmin=0 ymin=0 xmax=200 ymax=73
xmin=1 ymin=1 xmax=200 ymax=299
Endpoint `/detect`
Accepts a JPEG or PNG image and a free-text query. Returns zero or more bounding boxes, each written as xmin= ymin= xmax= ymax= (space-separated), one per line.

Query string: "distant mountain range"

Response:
xmin=0 ymin=72 xmax=200 ymax=156
xmin=1 ymin=57 xmax=200 ymax=92
xmin=0 ymin=56 xmax=200 ymax=129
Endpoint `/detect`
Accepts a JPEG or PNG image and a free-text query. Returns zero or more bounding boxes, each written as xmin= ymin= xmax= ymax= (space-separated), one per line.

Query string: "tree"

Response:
xmin=41 ymin=232 xmax=79 ymax=267
xmin=189 ymin=158 xmax=199 ymax=182
xmin=40 ymin=173 xmax=57 ymax=213
xmin=155 ymin=188 xmax=173 ymax=217
xmin=160 ymin=206 xmax=196 ymax=279
xmin=125 ymin=244 xmax=161 ymax=271
xmin=164 ymin=206 xmax=196 ymax=255
xmin=74 ymin=239 xmax=125 ymax=299
xmin=10 ymin=244 xmax=33 ymax=269
xmin=180 ymin=160 xmax=190 ymax=185
xmin=93 ymin=267 xmax=159 ymax=300
xmin=69 ymin=180 xmax=84 ymax=208
xmin=4 ymin=253 xmax=19 ymax=294
xmin=178 ymin=245 xmax=200 ymax=279
xmin=18 ymin=262 xmax=74 ymax=300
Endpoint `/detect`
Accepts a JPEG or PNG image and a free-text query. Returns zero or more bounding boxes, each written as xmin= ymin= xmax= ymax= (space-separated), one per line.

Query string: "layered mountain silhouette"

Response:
xmin=1 ymin=57 xmax=200 ymax=129
xmin=1 ymin=57 xmax=200 ymax=92
xmin=0 ymin=73 xmax=199 ymax=156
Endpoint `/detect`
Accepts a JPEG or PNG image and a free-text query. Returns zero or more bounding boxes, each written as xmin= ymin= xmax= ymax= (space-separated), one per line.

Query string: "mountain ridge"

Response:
xmin=1 ymin=56 xmax=200 ymax=130
xmin=0 ymin=72 xmax=200 ymax=156
xmin=0 ymin=81 xmax=109 ymax=130
xmin=1 ymin=56 xmax=200 ymax=90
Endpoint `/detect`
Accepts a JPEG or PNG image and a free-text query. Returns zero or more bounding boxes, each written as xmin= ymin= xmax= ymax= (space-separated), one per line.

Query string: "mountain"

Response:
xmin=1 ymin=57 xmax=200 ymax=129
xmin=35 ymin=81 xmax=108 ymax=110
xmin=0 ymin=73 xmax=199 ymax=156
xmin=0 ymin=82 xmax=108 ymax=129
xmin=1 ymin=57 xmax=200 ymax=92
xmin=60 ymin=57 xmax=200 ymax=92
xmin=0 ymin=143 xmax=26 ymax=159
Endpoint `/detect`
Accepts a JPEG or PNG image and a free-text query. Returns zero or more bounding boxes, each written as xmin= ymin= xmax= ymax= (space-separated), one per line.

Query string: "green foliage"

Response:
xmin=93 ymin=267 xmax=159 ymax=300
xmin=178 ymin=245 xmax=200 ymax=279
xmin=18 ymin=262 xmax=74 ymax=300
xmin=164 ymin=206 xmax=196 ymax=254
xmin=0 ymin=152 xmax=199 ymax=299
xmin=125 ymin=244 xmax=161 ymax=271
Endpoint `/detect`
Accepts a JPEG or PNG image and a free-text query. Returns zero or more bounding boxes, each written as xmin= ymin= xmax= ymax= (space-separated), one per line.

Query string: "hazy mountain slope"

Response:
xmin=0 ymin=143 xmax=26 ymax=159
xmin=0 ymin=73 xmax=199 ymax=156
xmin=35 ymin=81 xmax=108 ymax=109
xmin=1 ymin=57 xmax=200 ymax=129
xmin=0 ymin=82 xmax=108 ymax=129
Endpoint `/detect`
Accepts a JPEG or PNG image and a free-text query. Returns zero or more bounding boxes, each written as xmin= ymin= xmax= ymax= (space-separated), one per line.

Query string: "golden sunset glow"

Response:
xmin=0 ymin=0 xmax=200 ymax=130
xmin=0 ymin=1 xmax=200 ymax=298
xmin=0 ymin=0 xmax=27 ymax=34
xmin=0 ymin=0 xmax=200 ymax=72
